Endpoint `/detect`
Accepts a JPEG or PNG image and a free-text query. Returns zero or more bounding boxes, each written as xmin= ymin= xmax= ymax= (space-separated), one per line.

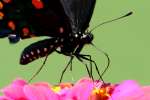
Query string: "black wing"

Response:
xmin=28 ymin=0 xmax=72 ymax=38
xmin=20 ymin=38 xmax=59 ymax=65
xmin=60 ymin=0 xmax=96 ymax=33
xmin=0 ymin=0 xmax=71 ymax=42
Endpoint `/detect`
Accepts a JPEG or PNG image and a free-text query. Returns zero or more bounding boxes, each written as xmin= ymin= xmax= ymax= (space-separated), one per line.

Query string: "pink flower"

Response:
xmin=63 ymin=78 xmax=95 ymax=100
xmin=142 ymin=86 xmax=150 ymax=99
xmin=0 ymin=78 xmax=150 ymax=100
xmin=0 ymin=79 xmax=28 ymax=100
xmin=109 ymin=80 xmax=150 ymax=100
xmin=0 ymin=79 xmax=60 ymax=100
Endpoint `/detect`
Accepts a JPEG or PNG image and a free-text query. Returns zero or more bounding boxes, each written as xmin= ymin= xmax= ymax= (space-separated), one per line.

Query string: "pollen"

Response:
xmin=51 ymin=86 xmax=61 ymax=93
xmin=90 ymin=86 xmax=113 ymax=100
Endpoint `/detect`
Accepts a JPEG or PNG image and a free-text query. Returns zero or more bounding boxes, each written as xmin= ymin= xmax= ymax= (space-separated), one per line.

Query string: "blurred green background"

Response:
xmin=0 ymin=0 xmax=149 ymax=88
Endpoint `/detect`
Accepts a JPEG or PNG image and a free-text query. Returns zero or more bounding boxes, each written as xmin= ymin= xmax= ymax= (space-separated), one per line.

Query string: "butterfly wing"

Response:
xmin=28 ymin=0 xmax=71 ymax=38
xmin=20 ymin=38 xmax=59 ymax=65
xmin=60 ymin=0 xmax=96 ymax=32
xmin=0 ymin=0 xmax=32 ymax=39
xmin=0 ymin=0 xmax=71 ymax=42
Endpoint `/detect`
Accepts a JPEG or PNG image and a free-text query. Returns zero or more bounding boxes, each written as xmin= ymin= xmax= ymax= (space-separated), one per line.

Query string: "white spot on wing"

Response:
xmin=37 ymin=49 xmax=40 ymax=54
xmin=31 ymin=51 xmax=34 ymax=55
xmin=82 ymin=34 xmax=87 ymax=38
xmin=50 ymin=45 xmax=53 ymax=48
xmin=44 ymin=48 xmax=47 ymax=52
xmin=75 ymin=34 xmax=78 ymax=38
xmin=26 ymin=54 xmax=29 ymax=58
xmin=59 ymin=27 xmax=64 ymax=33
xmin=23 ymin=56 xmax=25 ymax=59
xmin=56 ymin=47 xmax=61 ymax=51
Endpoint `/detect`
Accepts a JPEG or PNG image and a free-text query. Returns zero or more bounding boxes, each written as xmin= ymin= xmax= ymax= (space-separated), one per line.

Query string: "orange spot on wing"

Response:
xmin=8 ymin=21 xmax=15 ymax=30
xmin=32 ymin=0 xmax=44 ymax=9
xmin=22 ymin=27 xmax=35 ymax=37
xmin=22 ymin=27 xmax=30 ymax=34
xmin=0 ymin=2 xmax=3 ymax=9
xmin=3 ymin=0 xmax=11 ymax=3
xmin=22 ymin=27 xmax=30 ymax=37
xmin=0 ymin=12 xmax=4 ymax=20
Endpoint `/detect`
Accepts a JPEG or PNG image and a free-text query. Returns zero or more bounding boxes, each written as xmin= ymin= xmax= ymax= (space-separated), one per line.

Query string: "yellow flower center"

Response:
xmin=51 ymin=86 xmax=61 ymax=93
xmin=89 ymin=85 xmax=114 ymax=100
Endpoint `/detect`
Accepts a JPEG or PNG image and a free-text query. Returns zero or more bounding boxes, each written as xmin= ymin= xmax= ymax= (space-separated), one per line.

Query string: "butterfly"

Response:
xmin=0 ymin=0 xmax=132 ymax=82
xmin=0 ymin=0 xmax=102 ymax=82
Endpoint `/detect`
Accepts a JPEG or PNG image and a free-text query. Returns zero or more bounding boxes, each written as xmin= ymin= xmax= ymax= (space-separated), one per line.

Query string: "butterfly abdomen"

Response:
xmin=20 ymin=38 xmax=60 ymax=65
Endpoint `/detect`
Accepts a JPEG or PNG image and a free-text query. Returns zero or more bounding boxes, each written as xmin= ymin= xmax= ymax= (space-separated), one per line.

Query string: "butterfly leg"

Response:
xmin=76 ymin=54 xmax=104 ymax=82
xmin=55 ymin=50 xmax=74 ymax=82
xmin=76 ymin=55 xmax=93 ymax=80
xmin=80 ymin=55 xmax=93 ymax=80
xmin=76 ymin=56 xmax=94 ymax=80
xmin=59 ymin=56 xmax=74 ymax=83
xmin=69 ymin=58 xmax=73 ymax=71
xmin=28 ymin=54 xmax=49 ymax=83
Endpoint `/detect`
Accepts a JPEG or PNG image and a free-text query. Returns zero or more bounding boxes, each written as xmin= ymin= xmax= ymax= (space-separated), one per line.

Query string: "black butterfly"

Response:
xmin=0 ymin=0 xmax=132 ymax=82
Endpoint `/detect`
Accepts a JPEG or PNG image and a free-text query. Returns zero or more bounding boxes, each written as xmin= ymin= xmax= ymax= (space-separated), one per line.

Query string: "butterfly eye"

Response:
xmin=8 ymin=34 xmax=20 ymax=44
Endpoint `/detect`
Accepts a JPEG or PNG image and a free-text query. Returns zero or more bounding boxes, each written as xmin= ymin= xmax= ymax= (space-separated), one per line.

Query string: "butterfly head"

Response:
xmin=80 ymin=32 xmax=93 ymax=44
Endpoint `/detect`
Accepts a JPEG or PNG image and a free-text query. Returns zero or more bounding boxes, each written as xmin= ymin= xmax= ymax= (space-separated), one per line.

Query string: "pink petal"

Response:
xmin=142 ymin=86 xmax=150 ymax=99
xmin=1 ymin=79 xmax=27 ymax=99
xmin=12 ymin=79 xmax=27 ymax=86
xmin=65 ymin=77 xmax=94 ymax=100
xmin=32 ymin=82 xmax=51 ymax=88
xmin=24 ymin=85 xmax=60 ymax=100
xmin=110 ymin=80 xmax=145 ymax=100
xmin=0 ymin=96 xmax=13 ymax=100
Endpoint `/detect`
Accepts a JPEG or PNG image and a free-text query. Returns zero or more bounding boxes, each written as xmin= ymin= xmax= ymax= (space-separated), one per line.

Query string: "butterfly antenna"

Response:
xmin=90 ymin=11 xmax=133 ymax=32
xmin=91 ymin=43 xmax=110 ymax=77
xmin=28 ymin=54 xmax=49 ymax=83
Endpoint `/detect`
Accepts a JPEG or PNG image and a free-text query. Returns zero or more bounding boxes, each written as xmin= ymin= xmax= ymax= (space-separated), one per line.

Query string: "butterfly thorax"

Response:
xmin=57 ymin=31 xmax=93 ymax=56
